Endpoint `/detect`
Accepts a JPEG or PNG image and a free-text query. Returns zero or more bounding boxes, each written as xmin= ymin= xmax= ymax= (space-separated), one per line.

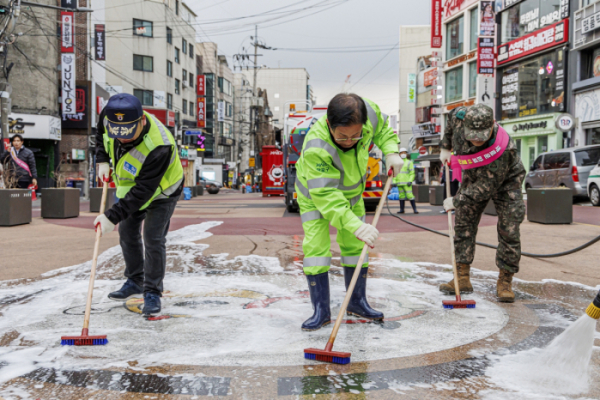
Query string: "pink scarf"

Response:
xmin=450 ymin=125 xmax=510 ymax=183
xmin=10 ymin=147 xmax=32 ymax=177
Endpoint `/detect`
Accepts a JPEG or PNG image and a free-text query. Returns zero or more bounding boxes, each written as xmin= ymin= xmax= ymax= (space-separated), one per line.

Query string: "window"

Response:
xmin=167 ymin=60 xmax=173 ymax=77
xmin=133 ymin=89 xmax=153 ymax=106
xmin=468 ymin=62 xmax=477 ymax=98
xmin=182 ymin=39 xmax=187 ymax=54
xmin=446 ymin=16 xmax=464 ymax=60
xmin=182 ymin=69 xmax=187 ymax=82
xmin=469 ymin=7 xmax=478 ymax=51
xmin=175 ymin=79 xmax=180 ymax=95
xmin=183 ymin=99 xmax=188 ymax=115
xmin=167 ymin=93 xmax=173 ymax=110
xmin=586 ymin=128 xmax=600 ymax=145
xmin=575 ymin=148 xmax=600 ymax=166
xmin=220 ymin=122 xmax=233 ymax=137
xmin=189 ymin=73 xmax=194 ymax=88
xmin=500 ymin=48 xmax=565 ymax=120
xmin=581 ymin=46 xmax=600 ymax=80
xmin=445 ymin=66 xmax=463 ymax=103
xmin=189 ymin=43 xmax=194 ymax=58
xmin=133 ymin=19 xmax=152 ymax=37
xmin=538 ymin=135 xmax=548 ymax=154
xmin=532 ymin=155 xmax=543 ymax=170
xmin=175 ymin=48 xmax=180 ymax=64
xmin=133 ymin=55 xmax=153 ymax=72
xmin=175 ymin=0 xmax=179 ymax=15
xmin=190 ymin=101 xmax=194 ymax=117
xmin=500 ymin=0 xmax=562 ymax=44
xmin=166 ymin=27 xmax=172 ymax=44
xmin=543 ymin=152 xmax=570 ymax=169
xmin=218 ymin=77 xmax=232 ymax=96
xmin=226 ymin=102 xmax=233 ymax=117
xmin=175 ymin=111 xmax=180 ymax=125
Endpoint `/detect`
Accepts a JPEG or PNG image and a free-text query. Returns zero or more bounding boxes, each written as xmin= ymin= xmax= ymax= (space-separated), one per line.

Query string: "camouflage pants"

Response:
xmin=454 ymin=189 xmax=525 ymax=273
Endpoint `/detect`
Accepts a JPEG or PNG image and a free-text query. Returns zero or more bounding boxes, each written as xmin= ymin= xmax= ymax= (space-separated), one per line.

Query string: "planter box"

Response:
xmin=89 ymin=187 xmax=118 ymax=213
xmin=195 ymin=185 xmax=204 ymax=196
xmin=429 ymin=186 xmax=444 ymax=206
xmin=412 ymin=184 xmax=431 ymax=203
xmin=0 ymin=189 xmax=32 ymax=226
xmin=527 ymin=188 xmax=572 ymax=224
xmin=41 ymin=188 xmax=80 ymax=219
xmin=484 ymin=199 xmax=497 ymax=216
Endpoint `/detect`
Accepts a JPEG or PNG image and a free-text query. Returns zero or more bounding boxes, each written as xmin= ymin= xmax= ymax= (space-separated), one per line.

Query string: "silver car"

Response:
xmin=524 ymin=145 xmax=600 ymax=197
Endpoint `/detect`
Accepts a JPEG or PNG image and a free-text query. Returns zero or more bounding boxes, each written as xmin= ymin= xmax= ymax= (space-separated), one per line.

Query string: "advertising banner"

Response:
xmin=497 ymin=19 xmax=569 ymax=65
xmin=197 ymin=97 xmax=206 ymax=128
xmin=95 ymin=24 xmax=105 ymax=60
xmin=412 ymin=123 xmax=439 ymax=138
xmin=477 ymin=75 xmax=495 ymax=113
xmin=407 ymin=73 xmax=416 ymax=103
xmin=62 ymin=84 xmax=88 ymax=129
xmin=431 ymin=0 xmax=442 ymax=48
xmin=2 ymin=114 xmax=61 ymax=140
xmin=197 ymin=75 xmax=205 ymax=96
xmin=61 ymin=54 xmax=76 ymax=116
xmin=61 ymin=12 xmax=74 ymax=53
xmin=477 ymin=37 xmax=495 ymax=74
xmin=480 ymin=1 xmax=495 ymax=37
xmin=217 ymin=101 xmax=225 ymax=122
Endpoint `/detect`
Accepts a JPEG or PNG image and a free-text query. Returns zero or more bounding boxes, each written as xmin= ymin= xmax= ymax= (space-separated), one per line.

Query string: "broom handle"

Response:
xmin=325 ymin=169 xmax=394 ymax=351
xmin=82 ymin=180 xmax=109 ymax=331
xmin=445 ymin=164 xmax=461 ymax=302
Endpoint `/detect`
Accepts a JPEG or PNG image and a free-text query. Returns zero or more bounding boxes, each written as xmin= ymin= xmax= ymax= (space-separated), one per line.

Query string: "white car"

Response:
xmin=587 ymin=165 xmax=600 ymax=206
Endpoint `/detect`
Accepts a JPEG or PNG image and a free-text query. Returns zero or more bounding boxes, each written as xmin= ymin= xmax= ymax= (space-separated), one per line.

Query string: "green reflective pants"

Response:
xmin=397 ymin=185 xmax=414 ymax=200
xmin=298 ymin=194 xmax=368 ymax=276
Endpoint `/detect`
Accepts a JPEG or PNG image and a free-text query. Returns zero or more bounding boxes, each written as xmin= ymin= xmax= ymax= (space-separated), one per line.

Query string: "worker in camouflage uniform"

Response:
xmin=439 ymin=104 xmax=526 ymax=303
xmin=393 ymin=147 xmax=418 ymax=214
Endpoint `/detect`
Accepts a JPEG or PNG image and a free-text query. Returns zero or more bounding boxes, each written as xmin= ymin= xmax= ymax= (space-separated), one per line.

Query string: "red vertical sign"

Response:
xmin=61 ymin=12 xmax=74 ymax=53
xmin=197 ymin=75 xmax=205 ymax=96
xmin=197 ymin=97 xmax=206 ymax=128
xmin=431 ymin=0 xmax=442 ymax=48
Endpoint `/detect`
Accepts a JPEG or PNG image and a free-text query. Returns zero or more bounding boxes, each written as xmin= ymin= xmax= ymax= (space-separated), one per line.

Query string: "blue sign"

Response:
xmin=185 ymin=129 xmax=202 ymax=136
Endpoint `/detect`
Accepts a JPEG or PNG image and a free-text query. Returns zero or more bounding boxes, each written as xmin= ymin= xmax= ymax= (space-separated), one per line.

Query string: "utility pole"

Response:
xmin=253 ymin=25 xmax=258 ymax=99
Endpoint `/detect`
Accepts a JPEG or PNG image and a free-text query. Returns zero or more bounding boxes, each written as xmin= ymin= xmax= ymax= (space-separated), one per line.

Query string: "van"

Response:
xmin=524 ymin=145 xmax=600 ymax=197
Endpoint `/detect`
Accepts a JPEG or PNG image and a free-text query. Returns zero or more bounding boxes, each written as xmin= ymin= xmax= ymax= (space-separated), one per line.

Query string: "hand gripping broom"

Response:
xmin=442 ymin=163 xmax=476 ymax=310
xmin=61 ymin=180 xmax=109 ymax=346
xmin=304 ymin=169 xmax=394 ymax=364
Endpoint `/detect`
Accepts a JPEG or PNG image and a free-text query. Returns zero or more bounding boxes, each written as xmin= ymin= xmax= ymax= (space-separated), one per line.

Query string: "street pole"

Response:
xmin=253 ymin=25 xmax=258 ymax=99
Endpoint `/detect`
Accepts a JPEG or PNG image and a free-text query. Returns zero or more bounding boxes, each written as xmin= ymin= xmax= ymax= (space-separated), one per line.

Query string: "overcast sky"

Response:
xmin=187 ymin=0 xmax=431 ymax=115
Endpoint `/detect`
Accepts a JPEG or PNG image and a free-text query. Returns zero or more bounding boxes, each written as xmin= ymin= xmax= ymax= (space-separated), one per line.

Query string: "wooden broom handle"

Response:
xmin=445 ymin=164 xmax=461 ymax=302
xmin=325 ymin=170 xmax=394 ymax=350
xmin=83 ymin=180 xmax=109 ymax=330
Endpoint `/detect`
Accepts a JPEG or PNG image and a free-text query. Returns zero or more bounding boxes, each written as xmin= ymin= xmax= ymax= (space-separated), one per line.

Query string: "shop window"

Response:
xmin=133 ymin=19 xmax=153 ymax=37
xmin=586 ymin=128 xmax=600 ymax=145
xmin=167 ymin=60 xmax=173 ymax=77
xmin=446 ymin=16 xmax=464 ymax=60
xmin=469 ymin=7 xmax=478 ymax=51
xmin=468 ymin=62 xmax=477 ymax=98
xmin=133 ymin=55 xmax=153 ymax=72
xmin=167 ymin=93 xmax=173 ymax=110
xmin=500 ymin=48 xmax=565 ymax=120
xmin=581 ymin=46 xmax=600 ymax=80
xmin=133 ymin=89 xmax=153 ymax=106
xmin=575 ymin=148 xmax=600 ymax=166
xmin=445 ymin=66 xmax=463 ymax=103
xmin=500 ymin=0 xmax=562 ymax=44
xmin=538 ymin=136 xmax=548 ymax=154
xmin=166 ymin=27 xmax=172 ymax=44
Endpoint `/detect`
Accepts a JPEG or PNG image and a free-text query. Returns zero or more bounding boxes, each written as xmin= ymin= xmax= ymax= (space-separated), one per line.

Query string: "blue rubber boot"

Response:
xmin=142 ymin=292 xmax=161 ymax=316
xmin=108 ymin=279 xmax=143 ymax=301
xmin=343 ymin=267 xmax=384 ymax=320
xmin=301 ymin=272 xmax=331 ymax=331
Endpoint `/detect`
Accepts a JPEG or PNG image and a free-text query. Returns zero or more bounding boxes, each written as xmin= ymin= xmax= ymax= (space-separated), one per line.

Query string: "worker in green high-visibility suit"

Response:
xmin=295 ymin=93 xmax=403 ymax=331
xmin=393 ymin=148 xmax=418 ymax=214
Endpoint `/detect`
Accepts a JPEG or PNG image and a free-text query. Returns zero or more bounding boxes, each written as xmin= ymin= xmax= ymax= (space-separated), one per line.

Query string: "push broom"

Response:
xmin=61 ymin=179 xmax=109 ymax=346
xmin=304 ymin=169 xmax=394 ymax=365
xmin=442 ymin=163 xmax=476 ymax=310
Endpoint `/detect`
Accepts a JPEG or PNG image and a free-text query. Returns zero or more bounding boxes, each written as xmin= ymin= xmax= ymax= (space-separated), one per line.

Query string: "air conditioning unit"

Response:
xmin=182 ymin=81 xmax=188 ymax=89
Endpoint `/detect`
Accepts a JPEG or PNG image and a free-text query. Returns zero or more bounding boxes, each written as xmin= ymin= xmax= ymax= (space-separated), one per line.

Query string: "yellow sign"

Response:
xmin=249 ymin=158 xmax=255 ymax=167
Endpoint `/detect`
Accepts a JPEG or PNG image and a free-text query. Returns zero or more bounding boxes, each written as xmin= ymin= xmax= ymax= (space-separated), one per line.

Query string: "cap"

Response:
xmin=104 ymin=93 xmax=144 ymax=139
xmin=399 ymin=147 xmax=408 ymax=153
xmin=464 ymin=104 xmax=494 ymax=142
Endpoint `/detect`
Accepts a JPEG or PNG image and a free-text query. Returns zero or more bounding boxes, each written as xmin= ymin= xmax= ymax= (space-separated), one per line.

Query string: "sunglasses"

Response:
xmin=334 ymin=135 xmax=363 ymax=143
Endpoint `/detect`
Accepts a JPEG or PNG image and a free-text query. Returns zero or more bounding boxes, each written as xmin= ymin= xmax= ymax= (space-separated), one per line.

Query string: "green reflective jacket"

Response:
xmin=393 ymin=159 xmax=415 ymax=185
xmin=103 ymin=112 xmax=184 ymax=210
xmin=296 ymin=98 xmax=399 ymax=234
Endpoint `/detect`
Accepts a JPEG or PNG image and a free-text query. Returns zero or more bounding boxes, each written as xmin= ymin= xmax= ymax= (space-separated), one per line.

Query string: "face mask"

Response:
xmin=400 ymin=153 xmax=407 ymax=159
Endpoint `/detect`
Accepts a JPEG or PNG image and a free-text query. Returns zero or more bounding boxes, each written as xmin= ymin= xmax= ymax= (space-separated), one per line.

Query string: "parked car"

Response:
xmin=524 ymin=145 xmax=600 ymax=198
xmin=198 ymin=177 xmax=222 ymax=195
xmin=586 ymin=160 xmax=600 ymax=206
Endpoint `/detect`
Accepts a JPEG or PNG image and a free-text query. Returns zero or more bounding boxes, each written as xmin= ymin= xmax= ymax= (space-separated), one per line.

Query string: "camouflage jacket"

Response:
xmin=441 ymin=107 xmax=526 ymax=207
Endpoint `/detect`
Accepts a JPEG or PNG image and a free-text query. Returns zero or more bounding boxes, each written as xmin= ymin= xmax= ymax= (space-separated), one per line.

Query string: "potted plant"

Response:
xmin=41 ymin=162 xmax=80 ymax=219
xmin=0 ymin=160 xmax=32 ymax=226
xmin=89 ymin=165 xmax=117 ymax=213
xmin=527 ymin=170 xmax=572 ymax=224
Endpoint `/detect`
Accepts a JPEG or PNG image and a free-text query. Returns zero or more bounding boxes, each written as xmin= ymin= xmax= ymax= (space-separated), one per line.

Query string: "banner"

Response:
xmin=197 ymin=97 xmax=206 ymax=128
xmin=477 ymin=37 xmax=495 ymax=74
xmin=407 ymin=73 xmax=416 ymax=103
xmin=95 ymin=24 xmax=105 ymax=60
xmin=197 ymin=75 xmax=205 ymax=96
xmin=477 ymin=75 xmax=495 ymax=113
xmin=431 ymin=0 xmax=442 ymax=48
xmin=497 ymin=19 xmax=568 ymax=65
xmin=62 ymin=85 xmax=88 ymax=129
xmin=61 ymin=54 xmax=76 ymax=116
xmin=217 ymin=101 xmax=225 ymax=122
xmin=61 ymin=12 xmax=74 ymax=53
xmin=480 ymin=1 xmax=495 ymax=37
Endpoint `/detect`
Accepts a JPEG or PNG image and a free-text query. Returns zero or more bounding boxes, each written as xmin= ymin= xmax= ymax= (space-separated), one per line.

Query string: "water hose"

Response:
xmin=384 ymin=197 xmax=600 ymax=259
xmin=586 ymin=290 xmax=600 ymax=320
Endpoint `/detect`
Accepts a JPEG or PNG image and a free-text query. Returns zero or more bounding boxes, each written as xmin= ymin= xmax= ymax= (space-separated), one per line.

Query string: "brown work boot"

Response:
xmin=497 ymin=269 xmax=515 ymax=303
xmin=439 ymin=263 xmax=473 ymax=295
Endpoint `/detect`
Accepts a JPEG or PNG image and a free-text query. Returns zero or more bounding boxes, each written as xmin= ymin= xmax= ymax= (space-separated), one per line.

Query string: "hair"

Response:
xmin=327 ymin=93 xmax=367 ymax=130
xmin=10 ymin=134 xmax=23 ymax=144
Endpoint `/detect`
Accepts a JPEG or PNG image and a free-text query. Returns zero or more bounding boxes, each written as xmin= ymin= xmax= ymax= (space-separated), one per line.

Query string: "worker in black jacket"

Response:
xmin=0 ymin=134 xmax=37 ymax=188
xmin=94 ymin=94 xmax=184 ymax=316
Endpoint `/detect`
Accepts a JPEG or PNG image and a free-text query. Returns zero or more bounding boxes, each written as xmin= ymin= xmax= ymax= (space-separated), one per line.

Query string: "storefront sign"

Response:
xmin=181 ymin=159 xmax=189 ymax=168
xmin=424 ymin=68 xmax=437 ymax=87
xmin=497 ymin=19 xmax=568 ymax=65
xmin=95 ymin=25 xmax=105 ymax=60
xmin=412 ymin=123 xmax=439 ymax=139
xmin=556 ymin=113 xmax=575 ymax=132
xmin=582 ymin=11 xmax=600 ymax=35
xmin=443 ymin=0 xmax=478 ymax=18
xmin=477 ymin=37 xmax=495 ymax=74
xmin=63 ymin=84 xmax=88 ymax=129
xmin=446 ymin=51 xmax=476 ymax=67
xmin=511 ymin=121 xmax=548 ymax=132
xmin=407 ymin=73 xmax=416 ymax=103
xmin=197 ymin=75 xmax=205 ymax=96
xmin=61 ymin=12 xmax=74 ymax=53
xmin=167 ymin=110 xmax=175 ymax=127
xmin=72 ymin=149 xmax=85 ymax=160
xmin=480 ymin=1 xmax=496 ymax=37
xmin=431 ymin=0 xmax=442 ymax=48
xmin=444 ymin=99 xmax=475 ymax=113
xmin=2 ymin=114 xmax=61 ymax=140
xmin=504 ymin=0 xmax=524 ymax=8
xmin=197 ymin=97 xmax=206 ymax=128
xmin=61 ymin=0 xmax=77 ymax=8
xmin=61 ymin=54 xmax=76 ymax=115
xmin=249 ymin=157 xmax=255 ymax=167
xmin=560 ymin=0 xmax=569 ymax=20
xmin=144 ymin=108 xmax=176 ymax=128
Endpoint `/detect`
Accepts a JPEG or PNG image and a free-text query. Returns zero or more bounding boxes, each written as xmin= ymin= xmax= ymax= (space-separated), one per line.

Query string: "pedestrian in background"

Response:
xmin=0 ymin=134 xmax=37 ymax=189
xmin=393 ymin=147 xmax=418 ymax=214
